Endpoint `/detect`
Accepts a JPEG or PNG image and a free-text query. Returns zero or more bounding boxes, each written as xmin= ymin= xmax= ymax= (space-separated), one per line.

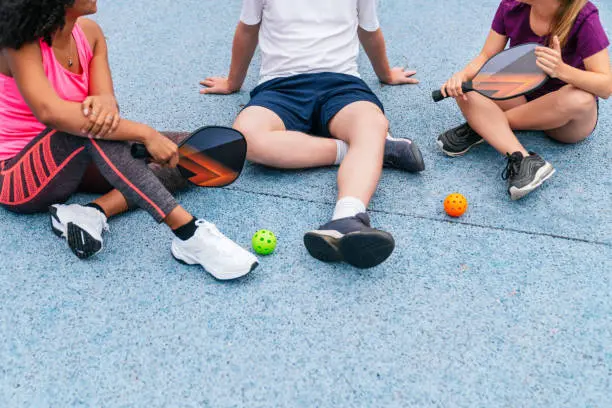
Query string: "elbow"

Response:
xmin=35 ymin=103 xmax=56 ymax=127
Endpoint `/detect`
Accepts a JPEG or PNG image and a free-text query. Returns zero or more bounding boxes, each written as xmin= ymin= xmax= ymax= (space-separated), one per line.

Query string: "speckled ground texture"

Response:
xmin=1 ymin=0 xmax=611 ymax=406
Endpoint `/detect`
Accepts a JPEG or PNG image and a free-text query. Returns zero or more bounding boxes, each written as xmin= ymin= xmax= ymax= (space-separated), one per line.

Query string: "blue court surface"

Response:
xmin=1 ymin=1 xmax=611 ymax=406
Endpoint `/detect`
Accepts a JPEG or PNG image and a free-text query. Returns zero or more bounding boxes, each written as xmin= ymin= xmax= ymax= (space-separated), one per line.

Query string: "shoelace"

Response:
xmin=502 ymin=153 xmax=522 ymax=180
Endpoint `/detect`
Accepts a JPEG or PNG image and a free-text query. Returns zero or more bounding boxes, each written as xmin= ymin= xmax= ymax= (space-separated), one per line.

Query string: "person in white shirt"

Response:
xmin=200 ymin=0 xmax=422 ymax=269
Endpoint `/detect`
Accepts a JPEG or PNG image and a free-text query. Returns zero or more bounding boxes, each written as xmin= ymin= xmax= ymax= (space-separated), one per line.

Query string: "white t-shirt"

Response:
xmin=240 ymin=0 xmax=380 ymax=84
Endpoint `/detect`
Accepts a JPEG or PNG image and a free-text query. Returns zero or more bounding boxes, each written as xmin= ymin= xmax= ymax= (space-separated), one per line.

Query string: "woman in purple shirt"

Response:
xmin=437 ymin=0 xmax=611 ymax=200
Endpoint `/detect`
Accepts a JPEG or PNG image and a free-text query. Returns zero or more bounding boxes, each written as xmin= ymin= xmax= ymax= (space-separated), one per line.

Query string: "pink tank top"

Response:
xmin=0 ymin=23 xmax=92 ymax=161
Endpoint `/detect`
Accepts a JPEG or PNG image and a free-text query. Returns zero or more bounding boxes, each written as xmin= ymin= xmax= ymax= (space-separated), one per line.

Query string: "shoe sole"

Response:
xmin=437 ymin=138 xmax=485 ymax=157
xmin=304 ymin=230 xmax=395 ymax=269
xmin=67 ymin=222 xmax=103 ymax=259
xmin=50 ymin=205 xmax=103 ymax=259
xmin=49 ymin=205 xmax=65 ymax=238
xmin=509 ymin=164 xmax=556 ymax=201
xmin=171 ymin=243 xmax=259 ymax=280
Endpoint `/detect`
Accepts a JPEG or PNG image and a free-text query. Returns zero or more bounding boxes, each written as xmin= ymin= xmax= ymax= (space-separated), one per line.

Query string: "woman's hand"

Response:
xmin=535 ymin=36 xmax=568 ymax=79
xmin=199 ymin=77 xmax=239 ymax=94
xmin=441 ymin=71 xmax=469 ymax=100
xmin=81 ymin=95 xmax=120 ymax=139
xmin=143 ymin=130 xmax=179 ymax=168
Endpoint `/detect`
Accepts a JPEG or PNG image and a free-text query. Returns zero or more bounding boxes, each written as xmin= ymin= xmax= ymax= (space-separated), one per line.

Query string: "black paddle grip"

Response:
xmin=432 ymin=83 xmax=472 ymax=102
xmin=131 ymin=143 xmax=151 ymax=159
xmin=432 ymin=90 xmax=445 ymax=102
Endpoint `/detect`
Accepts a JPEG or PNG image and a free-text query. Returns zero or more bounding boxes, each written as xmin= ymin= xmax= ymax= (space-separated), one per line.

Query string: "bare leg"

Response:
xmin=504 ymin=86 xmax=598 ymax=143
xmin=457 ymin=92 xmax=529 ymax=156
xmin=233 ymin=106 xmax=337 ymax=169
xmin=328 ymin=101 xmax=388 ymax=205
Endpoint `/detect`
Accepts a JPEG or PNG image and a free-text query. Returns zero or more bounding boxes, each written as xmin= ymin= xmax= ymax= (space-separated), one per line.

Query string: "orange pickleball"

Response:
xmin=444 ymin=193 xmax=468 ymax=217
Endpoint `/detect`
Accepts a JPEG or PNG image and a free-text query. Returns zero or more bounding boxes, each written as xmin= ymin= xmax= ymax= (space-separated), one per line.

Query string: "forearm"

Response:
xmin=359 ymin=28 xmax=392 ymax=83
xmin=461 ymin=54 xmax=488 ymax=80
xmin=559 ymin=66 xmax=612 ymax=99
xmin=44 ymin=100 xmax=151 ymax=142
xmin=227 ymin=22 xmax=259 ymax=91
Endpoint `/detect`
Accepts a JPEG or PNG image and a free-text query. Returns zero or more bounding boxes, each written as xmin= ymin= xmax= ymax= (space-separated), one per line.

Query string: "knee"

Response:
xmin=233 ymin=125 xmax=267 ymax=163
xmin=555 ymin=86 xmax=596 ymax=117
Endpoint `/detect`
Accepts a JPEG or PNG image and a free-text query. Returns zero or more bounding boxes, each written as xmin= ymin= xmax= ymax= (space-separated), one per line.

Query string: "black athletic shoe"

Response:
xmin=384 ymin=133 xmax=425 ymax=172
xmin=502 ymin=152 xmax=556 ymax=200
xmin=437 ymin=122 xmax=484 ymax=157
xmin=303 ymin=213 xmax=395 ymax=269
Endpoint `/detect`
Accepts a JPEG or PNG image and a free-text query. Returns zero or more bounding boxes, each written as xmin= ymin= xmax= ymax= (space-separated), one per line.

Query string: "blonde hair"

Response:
xmin=550 ymin=0 xmax=588 ymax=47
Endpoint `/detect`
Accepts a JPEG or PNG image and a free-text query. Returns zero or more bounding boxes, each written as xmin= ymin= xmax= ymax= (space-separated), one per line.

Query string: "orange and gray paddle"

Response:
xmin=432 ymin=43 xmax=548 ymax=102
xmin=131 ymin=126 xmax=247 ymax=187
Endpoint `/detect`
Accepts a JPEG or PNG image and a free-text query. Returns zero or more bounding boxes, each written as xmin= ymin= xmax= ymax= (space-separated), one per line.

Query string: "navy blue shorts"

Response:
xmin=245 ymin=73 xmax=384 ymax=137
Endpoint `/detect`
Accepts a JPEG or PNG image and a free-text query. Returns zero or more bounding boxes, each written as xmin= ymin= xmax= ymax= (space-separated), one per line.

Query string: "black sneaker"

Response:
xmin=502 ymin=152 xmax=556 ymax=200
xmin=384 ymin=133 xmax=425 ymax=173
xmin=437 ymin=122 xmax=484 ymax=157
xmin=303 ymin=213 xmax=395 ymax=269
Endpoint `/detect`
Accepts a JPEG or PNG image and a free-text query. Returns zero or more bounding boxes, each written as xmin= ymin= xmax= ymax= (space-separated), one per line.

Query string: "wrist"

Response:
xmin=379 ymin=70 xmax=393 ymax=84
xmin=227 ymin=77 xmax=242 ymax=92
xmin=138 ymin=125 xmax=157 ymax=144
xmin=557 ymin=63 xmax=572 ymax=82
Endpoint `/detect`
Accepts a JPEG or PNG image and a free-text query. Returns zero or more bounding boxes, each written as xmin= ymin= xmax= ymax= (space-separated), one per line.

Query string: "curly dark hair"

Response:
xmin=0 ymin=0 xmax=75 ymax=49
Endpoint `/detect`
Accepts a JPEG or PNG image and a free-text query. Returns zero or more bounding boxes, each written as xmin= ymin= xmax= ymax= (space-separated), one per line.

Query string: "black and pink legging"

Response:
xmin=0 ymin=128 xmax=189 ymax=222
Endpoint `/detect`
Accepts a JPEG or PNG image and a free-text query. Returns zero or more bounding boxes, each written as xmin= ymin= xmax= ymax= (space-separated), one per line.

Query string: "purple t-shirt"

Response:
xmin=491 ymin=0 xmax=609 ymax=99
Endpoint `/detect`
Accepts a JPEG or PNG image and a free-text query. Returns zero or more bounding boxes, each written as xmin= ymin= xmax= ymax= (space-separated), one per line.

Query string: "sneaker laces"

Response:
xmin=502 ymin=152 xmax=523 ymax=180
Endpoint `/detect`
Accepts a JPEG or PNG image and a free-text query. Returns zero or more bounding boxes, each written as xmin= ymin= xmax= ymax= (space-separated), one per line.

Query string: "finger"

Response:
xmin=110 ymin=115 xmax=121 ymax=134
xmin=553 ymin=36 xmax=562 ymax=53
xmin=95 ymin=114 xmax=114 ymax=139
xmin=403 ymin=70 xmax=417 ymax=77
xmin=91 ymin=115 xmax=107 ymax=138
xmin=441 ymin=85 xmax=448 ymax=98
xmin=536 ymin=60 xmax=553 ymax=76
xmin=200 ymin=79 xmax=215 ymax=87
xmin=82 ymin=97 xmax=93 ymax=116
xmin=537 ymin=57 xmax=556 ymax=69
xmin=402 ymin=78 xmax=419 ymax=84
xmin=537 ymin=55 xmax=558 ymax=68
xmin=535 ymin=48 xmax=558 ymax=58
xmin=169 ymin=153 xmax=179 ymax=169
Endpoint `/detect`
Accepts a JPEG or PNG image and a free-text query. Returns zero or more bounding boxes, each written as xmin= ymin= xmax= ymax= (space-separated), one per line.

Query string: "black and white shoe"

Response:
xmin=50 ymin=204 xmax=109 ymax=259
xmin=502 ymin=152 xmax=556 ymax=200
xmin=384 ymin=132 xmax=425 ymax=173
xmin=303 ymin=213 xmax=395 ymax=269
xmin=437 ymin=122 xmax=484 ymax=157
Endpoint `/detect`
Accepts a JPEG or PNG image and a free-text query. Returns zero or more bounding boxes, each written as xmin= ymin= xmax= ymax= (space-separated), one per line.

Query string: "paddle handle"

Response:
xmin=131 ymin=143 xmax=151 ymax=159
xmin=432 ymin=83 xmax=472 ymax=102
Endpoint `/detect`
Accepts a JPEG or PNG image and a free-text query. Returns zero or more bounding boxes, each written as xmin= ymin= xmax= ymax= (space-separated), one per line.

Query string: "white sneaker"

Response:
xmin=171 ymin=220 xmax=259 ymax=280
xmin=49 ymin=204 xmax=109 ymax=259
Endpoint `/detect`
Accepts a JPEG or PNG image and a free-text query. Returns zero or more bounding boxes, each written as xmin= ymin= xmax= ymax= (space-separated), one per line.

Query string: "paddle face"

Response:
xmin=471 ymin=43 xmax=548 ymax=100
xmin=432 ymin=43 xmax=548 ymax=102
xmin=176 ymin=126 xmax=247 ymax=187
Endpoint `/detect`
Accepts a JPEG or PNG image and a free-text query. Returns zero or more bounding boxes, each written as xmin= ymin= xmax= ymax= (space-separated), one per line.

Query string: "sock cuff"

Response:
xmin=334 ymin=140 xmax=349 ymax=166
xmin=332 ymin=196 xmax=367 ymax=220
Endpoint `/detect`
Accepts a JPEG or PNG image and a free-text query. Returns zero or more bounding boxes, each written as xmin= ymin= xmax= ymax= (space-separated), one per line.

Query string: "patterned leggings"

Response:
xmin=0 ymin=129 xmax=189 ymax=222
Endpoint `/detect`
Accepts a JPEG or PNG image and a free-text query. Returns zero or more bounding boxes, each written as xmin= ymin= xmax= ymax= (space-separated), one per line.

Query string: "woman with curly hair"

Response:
xmin=0 ymin=0 xmax=258 ymax=279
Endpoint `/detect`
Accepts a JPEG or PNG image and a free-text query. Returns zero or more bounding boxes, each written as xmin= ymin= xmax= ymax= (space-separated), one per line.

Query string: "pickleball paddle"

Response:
xmin=131 ymin=126 xmax=247 ymax=188
xmin=432 ymin=43 xmax=548 ymax=102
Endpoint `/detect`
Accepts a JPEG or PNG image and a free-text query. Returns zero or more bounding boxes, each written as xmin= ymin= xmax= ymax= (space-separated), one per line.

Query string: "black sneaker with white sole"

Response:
xmin=49 ymin=204 xmax=109 ymax=259
xmin=437 ymin=122 xmax=484 ymax=157
xmin=384 ymin=133 xmax=425 ymax=172
xmin=502 ymin=152 xmax=556 ymax=200
xmin=303 ymin=213 xmax=395 ymax=269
